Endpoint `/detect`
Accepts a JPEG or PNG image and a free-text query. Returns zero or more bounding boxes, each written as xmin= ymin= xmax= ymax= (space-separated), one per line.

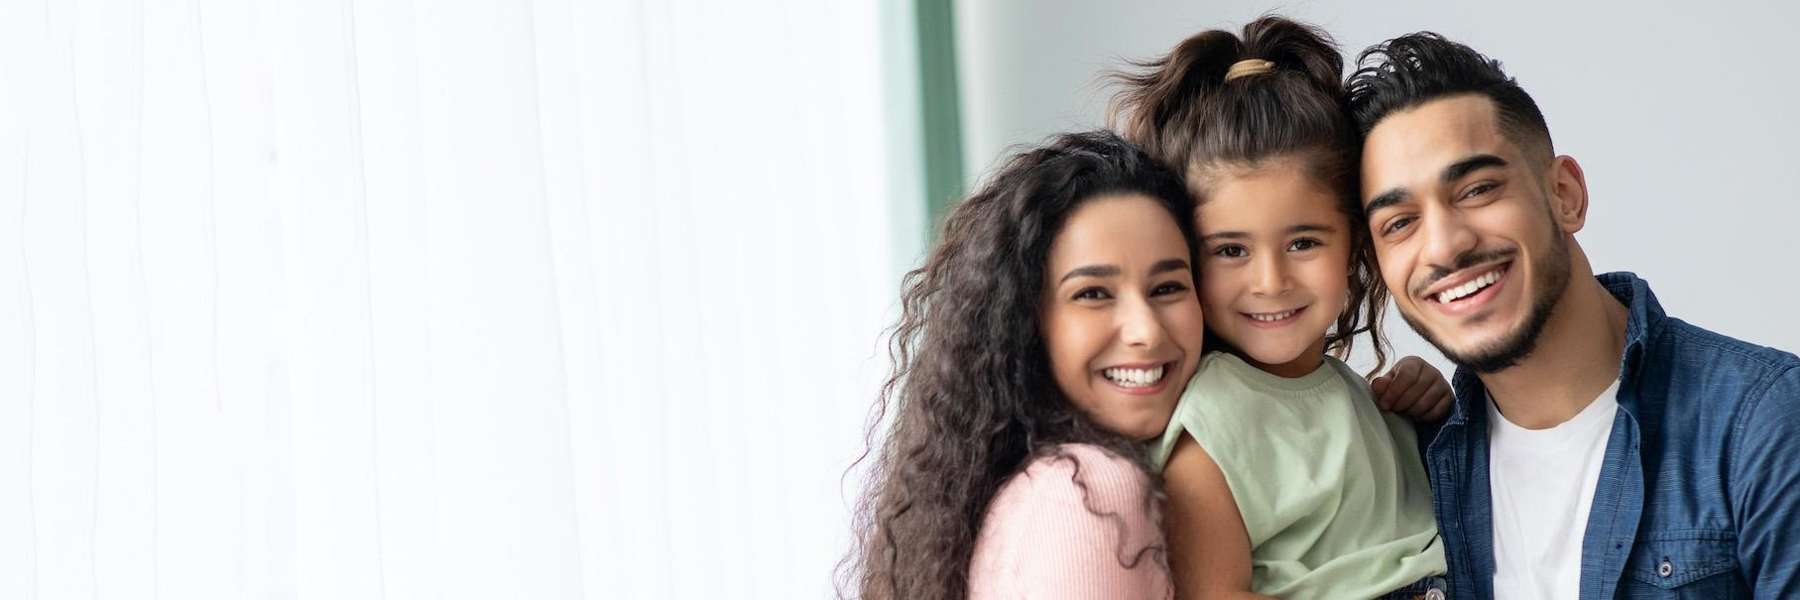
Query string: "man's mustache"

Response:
xmin=1413 ymin=248 xmax=1519 ymax=298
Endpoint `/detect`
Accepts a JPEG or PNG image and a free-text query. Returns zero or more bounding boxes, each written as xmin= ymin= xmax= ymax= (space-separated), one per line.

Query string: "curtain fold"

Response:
xmin=0 ymin=0 xmax=911 ymax=597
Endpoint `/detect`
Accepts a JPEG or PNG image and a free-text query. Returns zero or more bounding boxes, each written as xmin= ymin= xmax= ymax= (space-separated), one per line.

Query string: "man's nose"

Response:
xmin=1418 ymin=206 xmax=1478 ymax=273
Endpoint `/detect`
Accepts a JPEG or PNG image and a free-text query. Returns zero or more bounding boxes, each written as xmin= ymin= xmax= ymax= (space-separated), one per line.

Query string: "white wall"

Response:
xmin=954 ymin=0 xmax=1800 ymax=375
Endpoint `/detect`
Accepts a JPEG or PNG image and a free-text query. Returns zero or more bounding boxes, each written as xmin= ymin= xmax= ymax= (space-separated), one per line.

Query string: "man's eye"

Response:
xmin=1383 ymin=217 xmax=1415 ymax=236
xmin=1073 ymin=287 xmax=1112 ymax=301
xmin=1462 ymin=182 xmax=1498 ymax=200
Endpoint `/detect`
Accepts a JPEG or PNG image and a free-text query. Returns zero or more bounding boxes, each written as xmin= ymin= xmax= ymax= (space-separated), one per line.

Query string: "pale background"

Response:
xmin=1 ymin=0 xmax=919 ymax=598
xmin=3 ymin=1 xmax=1797 ymax=599
xmin=955 ymin=0 xmax=1800 ymax=375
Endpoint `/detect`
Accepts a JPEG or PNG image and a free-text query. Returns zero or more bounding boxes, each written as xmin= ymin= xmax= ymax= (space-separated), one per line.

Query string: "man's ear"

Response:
xmin=1545 ymin=155 xmax=1589 ymax=235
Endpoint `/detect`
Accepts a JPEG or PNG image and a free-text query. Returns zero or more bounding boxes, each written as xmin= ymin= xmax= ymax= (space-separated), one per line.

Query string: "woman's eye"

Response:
xmin=1073 ymin=287 xmax=1112 ymax=301
xmin=1151 ymin=281 xmax=1189 ymax=296
xmin=1213 ymin=245 xmax=1247 ymax=259
xmin=1288 ymin=238 xmax=1322 ymax=252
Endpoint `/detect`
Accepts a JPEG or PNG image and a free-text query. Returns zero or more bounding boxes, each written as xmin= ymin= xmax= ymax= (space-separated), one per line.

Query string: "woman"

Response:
xmin=841 ymin=130 xmax=1202 ymax=599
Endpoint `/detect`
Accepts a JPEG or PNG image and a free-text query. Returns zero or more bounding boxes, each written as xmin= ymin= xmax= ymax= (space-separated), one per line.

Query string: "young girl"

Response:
xmin=1112 ymin=16 xmax=1451 ymax=600
xmin=842 ymin=130 xmax=1205 ymax=599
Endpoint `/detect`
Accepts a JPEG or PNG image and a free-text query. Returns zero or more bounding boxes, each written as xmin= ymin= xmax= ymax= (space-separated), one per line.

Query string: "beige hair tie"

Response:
xmin=1224 ymin=59 xmax=1275 ymax=82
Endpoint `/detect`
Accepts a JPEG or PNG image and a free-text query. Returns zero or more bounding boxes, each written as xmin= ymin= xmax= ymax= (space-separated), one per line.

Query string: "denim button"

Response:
xmin=1658 ymin=558 xmax=1674 ymax=577
xmin=1425 ymin=589 xmax=1445 ymax=600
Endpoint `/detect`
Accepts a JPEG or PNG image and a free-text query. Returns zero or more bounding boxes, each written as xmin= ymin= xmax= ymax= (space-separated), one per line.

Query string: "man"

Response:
xmin=1345 ymin=32 xmax=1800 ymax=599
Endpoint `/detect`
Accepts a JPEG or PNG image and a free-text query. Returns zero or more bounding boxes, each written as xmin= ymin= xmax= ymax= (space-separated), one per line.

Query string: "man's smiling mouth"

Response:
xmin=1434 ymin=264 xmax=1507 ymax=304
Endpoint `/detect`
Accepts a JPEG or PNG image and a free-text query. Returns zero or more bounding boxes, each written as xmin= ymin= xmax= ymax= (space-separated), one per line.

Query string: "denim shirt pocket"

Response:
xmin=1621 ymin=530 xmax=1744 ymax=598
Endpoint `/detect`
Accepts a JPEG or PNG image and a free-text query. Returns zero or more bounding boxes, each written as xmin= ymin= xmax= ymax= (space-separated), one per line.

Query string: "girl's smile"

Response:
xmin=1196 ymin=158 xmax=1352 ymax=378
xmin=1240 ymin=304 xmax=1309 ymax=328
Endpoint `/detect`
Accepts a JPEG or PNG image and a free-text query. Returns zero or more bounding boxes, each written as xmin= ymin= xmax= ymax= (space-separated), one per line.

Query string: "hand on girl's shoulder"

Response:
xmin=1369 ymin=356 xmax=1454 ymax=423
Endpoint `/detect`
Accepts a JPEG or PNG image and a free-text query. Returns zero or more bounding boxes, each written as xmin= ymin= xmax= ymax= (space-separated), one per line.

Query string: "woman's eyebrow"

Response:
xmin=1149 ymin=258 xmax=1190 ymax=275
xmin=1059 ymin=264 xmax=1120 ymax=284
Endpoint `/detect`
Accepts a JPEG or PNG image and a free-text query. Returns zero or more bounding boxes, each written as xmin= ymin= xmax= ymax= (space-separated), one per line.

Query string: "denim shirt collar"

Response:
xmin=1599 ymin=271 xmax=1662 ymax=390
xmin=1443 ymin=271 xmax=1662 ymax=424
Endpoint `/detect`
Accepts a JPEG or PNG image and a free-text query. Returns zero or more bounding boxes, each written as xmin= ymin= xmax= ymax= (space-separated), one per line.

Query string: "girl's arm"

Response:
xmin=1164 ymin=434 xmax=1277 ymax=600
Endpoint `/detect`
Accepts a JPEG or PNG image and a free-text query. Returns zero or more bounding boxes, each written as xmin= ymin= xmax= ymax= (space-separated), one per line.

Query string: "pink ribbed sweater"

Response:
xmin=967 ymin=444 xmax=1171 ymax=599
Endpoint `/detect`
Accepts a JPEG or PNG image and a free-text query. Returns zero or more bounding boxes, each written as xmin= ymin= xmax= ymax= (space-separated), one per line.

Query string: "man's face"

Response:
xmin=1359 ymin=94 xmax=1573 ymax=373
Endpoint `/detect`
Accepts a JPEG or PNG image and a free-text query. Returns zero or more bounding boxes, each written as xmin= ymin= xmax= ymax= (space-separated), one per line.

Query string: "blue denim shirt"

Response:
xmin=1422 ymin=272 xmax=1800 ymax=599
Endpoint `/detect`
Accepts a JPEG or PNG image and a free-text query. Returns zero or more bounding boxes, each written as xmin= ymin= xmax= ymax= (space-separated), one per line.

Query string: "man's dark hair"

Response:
xmin=1346 ymin=32 xmax=1553 ymax=163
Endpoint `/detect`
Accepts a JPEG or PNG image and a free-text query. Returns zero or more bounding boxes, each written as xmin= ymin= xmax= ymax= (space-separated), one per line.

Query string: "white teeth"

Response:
xmin=1103 ymin=365 xmax=1166 ymax=388
xmin=1437 ymin=269 xmax=1503 ymax=303
xmin=1249 ymin=309 xmax=1297 ymax=322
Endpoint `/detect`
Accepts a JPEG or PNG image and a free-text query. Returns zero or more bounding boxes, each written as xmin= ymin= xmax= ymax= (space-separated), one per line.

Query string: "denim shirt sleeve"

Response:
xmin=1729 ymin=365 xmax=1800 ymax=598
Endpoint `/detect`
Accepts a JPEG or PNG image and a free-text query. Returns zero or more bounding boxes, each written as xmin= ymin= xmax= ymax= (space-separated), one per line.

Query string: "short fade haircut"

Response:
xmin=1346 ymin=32 xmax=1554 ymax=164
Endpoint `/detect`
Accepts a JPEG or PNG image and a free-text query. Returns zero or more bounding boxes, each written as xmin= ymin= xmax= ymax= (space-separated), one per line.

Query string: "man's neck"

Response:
xmin=1479 ymin=276 xmax=1629 ymax=430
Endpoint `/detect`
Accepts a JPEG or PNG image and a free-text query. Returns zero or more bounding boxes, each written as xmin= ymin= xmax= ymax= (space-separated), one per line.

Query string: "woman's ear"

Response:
xmin=1545 ymin=155 xmax=1589 ymax=235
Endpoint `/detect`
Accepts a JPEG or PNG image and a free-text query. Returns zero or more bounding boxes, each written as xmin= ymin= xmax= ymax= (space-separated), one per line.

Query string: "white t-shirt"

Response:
xmin=1487 ymin=379 xmax=1620 ymax=600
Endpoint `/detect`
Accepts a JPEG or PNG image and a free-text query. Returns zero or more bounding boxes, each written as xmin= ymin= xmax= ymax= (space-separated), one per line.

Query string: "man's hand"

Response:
xmin=1370 ymin=356 xmax=1453 ymax=422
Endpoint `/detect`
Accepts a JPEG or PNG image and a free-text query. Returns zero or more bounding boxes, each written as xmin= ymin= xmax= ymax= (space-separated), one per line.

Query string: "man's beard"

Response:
xmin=1399 ymin=225 xmax=1571 ymax=374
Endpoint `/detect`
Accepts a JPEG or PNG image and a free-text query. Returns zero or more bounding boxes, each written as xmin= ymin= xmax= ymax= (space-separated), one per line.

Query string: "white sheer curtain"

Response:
xmin=0 ymin=0 xmax=915 ymax=598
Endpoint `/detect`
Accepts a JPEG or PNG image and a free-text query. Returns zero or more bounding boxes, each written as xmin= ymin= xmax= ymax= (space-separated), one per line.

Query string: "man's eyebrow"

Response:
xmin=1058 ymin=264 xmax=1119 ymax=284
xmin=1363 ymin=154 xmax=1508 ymax=214
xmin=1149 ymin=258 xmax=1190 ymax=275
xmin=1442 ymin=154 xmax=1508 ymax=184
xmin=1365 ymin=189 xmax=1406 ymax=214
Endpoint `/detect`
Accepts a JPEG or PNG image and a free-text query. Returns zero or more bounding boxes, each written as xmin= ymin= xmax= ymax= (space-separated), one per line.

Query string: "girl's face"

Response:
xmin=1196 ymin=160 xmax=1352 ymax=378
xmin=1040 ymin=194 xmax=1206 ymax=440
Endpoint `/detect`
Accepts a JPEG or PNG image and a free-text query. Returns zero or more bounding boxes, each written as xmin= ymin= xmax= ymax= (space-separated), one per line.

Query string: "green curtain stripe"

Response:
xmin=915 ymin=0 xmax=964 ymax=240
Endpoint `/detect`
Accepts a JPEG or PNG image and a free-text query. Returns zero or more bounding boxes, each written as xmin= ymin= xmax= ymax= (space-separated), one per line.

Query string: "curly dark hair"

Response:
xmin=1109 ymin=14 xmax=1390 ymax=374
xmin=838 ymin=130 xmax=1195 ymax=600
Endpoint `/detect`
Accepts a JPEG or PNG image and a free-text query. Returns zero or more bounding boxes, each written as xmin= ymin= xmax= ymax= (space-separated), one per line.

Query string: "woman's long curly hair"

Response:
xmin=839 ymin=131 xmax=1197 ymax=599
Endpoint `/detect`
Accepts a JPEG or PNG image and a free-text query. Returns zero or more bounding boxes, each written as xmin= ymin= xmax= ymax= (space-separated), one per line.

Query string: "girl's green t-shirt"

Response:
xmin=1149 ymin=351 xmax=1447 ymax=599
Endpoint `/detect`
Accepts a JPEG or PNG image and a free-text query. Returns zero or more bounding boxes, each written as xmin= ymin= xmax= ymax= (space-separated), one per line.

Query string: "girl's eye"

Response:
xmin=1073 ymin=287 xmax=1112 ymax=301
xmin=1151 ymin=281 xmax=1190 ymax=296
xmin=1383 ymin=216 xmax=1415 ymax=236
xmin=1213 ymin=245 xmax=1248 ymax=259
xmin=1288 ymin=238 xmax=1322 ymax=252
